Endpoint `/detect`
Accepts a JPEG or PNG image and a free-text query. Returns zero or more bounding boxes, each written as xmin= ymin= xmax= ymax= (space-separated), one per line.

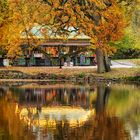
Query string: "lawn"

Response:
xmin=0 ymin=58 xmax=139 ymax=81
xmin=0 ymin=66 xmax=139 ymax=80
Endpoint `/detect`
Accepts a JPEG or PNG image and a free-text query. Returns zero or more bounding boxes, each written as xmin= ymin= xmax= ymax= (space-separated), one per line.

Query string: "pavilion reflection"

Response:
xmin=14 ymin=85 xmax=96 ymax=130
xmin=18 ymin=86 xmax=97 ymax=108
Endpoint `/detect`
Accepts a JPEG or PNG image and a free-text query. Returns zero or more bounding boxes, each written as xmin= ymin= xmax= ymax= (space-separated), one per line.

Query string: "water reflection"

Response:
xmin=15 ymin=85 xmax=96 ymax=130
xmin=0 ymin=83 xmax=140 ymax=140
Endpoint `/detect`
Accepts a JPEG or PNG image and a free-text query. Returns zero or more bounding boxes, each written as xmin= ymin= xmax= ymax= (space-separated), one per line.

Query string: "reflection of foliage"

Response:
xmin=0 ymin=97 xmax=35 ymax=139
xmin=92 ymin=112 xmax=130 ymax=140
xmin=108 ymin=85 xmax=140 ymax=113
xmin=107 ymin=84 xmax=140 ymax=133
xmin=53 ymin=112 xmax=130 ymax=140
xmin=109 ymin=89 xmax=129 ymax=102
xmin=127 ymin=76 xmax=140 ymax=82
xmin=108 ymin=85 xmax=140 ymax=139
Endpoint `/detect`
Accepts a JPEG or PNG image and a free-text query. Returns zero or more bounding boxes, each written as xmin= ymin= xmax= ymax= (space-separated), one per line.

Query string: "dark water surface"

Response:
xmin=0 ymin=82 xmax=140 ymax=140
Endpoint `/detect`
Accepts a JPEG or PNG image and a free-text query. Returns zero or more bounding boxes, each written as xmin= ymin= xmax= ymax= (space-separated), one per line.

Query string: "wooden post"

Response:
xmin=58 ymin=46 xmax=62 ymax=69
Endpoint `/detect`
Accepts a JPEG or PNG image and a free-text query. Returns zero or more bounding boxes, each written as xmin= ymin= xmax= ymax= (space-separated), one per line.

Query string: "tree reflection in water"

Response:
xmin=54 ymin=113 xmax=129 ymax=140
xmin=0 ymin=88 xmax=35 ymax=140
xmin=0 ymin=84 xmax=132 ymax=140
xmin=54 ymin=85 xmax=129 ymax=140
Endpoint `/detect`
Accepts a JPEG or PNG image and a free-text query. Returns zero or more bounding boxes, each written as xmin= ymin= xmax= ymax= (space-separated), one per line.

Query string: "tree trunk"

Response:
xmin=104 ymin=55 xmax=111 ymax=72
xmin=58 ymin=46 xmax=62 ymax=69
xmin=96 ymin=48 xmax=106 ymax=73
xmin=95 ymin=48 xmax=111 ymax=73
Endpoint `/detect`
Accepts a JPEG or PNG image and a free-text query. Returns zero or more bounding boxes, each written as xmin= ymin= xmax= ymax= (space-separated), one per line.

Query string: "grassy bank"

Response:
xmin=0 ymin=67 xmax=139 ymax=83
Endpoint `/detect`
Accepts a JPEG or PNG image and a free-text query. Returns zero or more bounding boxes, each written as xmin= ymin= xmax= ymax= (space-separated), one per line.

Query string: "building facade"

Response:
xmin=15 ymin=25 xmax=96 ymax=66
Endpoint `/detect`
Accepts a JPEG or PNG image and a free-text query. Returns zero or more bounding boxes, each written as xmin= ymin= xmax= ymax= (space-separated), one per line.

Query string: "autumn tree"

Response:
xmin=0 ymin=0 xmax=26 ymax=59
xmin=118 ymin=0 xmax=140 ymax=48
xmin=10 ymin=0 xmax=87 ymax=67
xmin=8 ymin=0 xmax=125 ymax=72
xmin=0 ymin=0 xmax=10 ymax=64
xmin=0 ymin=0 xmax=9 ymax=44
xmin=41 ymin=0 xmax=125 ymax=73
xmin=7 ymin=0 xmax=53 ymax=66
xmin=8 ymin=0 xmax=43 ymax=59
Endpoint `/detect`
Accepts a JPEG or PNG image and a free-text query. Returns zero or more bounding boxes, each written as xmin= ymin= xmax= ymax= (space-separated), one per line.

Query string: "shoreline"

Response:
xmin=0 ymin=67 xmax=139 ymax=83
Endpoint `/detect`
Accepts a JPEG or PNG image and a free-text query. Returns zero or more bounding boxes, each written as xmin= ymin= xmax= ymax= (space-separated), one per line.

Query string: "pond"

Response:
xmin=0 ymin=82 xmax=140 ymax=140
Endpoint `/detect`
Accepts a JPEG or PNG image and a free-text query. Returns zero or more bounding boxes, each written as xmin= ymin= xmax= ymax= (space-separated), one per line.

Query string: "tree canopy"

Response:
xmin=0 ymin=0 xmax=10 ymax=54
xmin=9 ymin=0 xmax=125 ymax=55
xmin=39 ymin=0 xmax=125 ymax=55
xmin=0 ymin=0 xmax=127 ymax=72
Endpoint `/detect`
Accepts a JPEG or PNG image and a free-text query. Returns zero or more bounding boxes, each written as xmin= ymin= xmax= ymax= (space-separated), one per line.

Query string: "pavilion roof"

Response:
xmin=41 ymin=40 xmax=90 ymax=47
xmin=20 ymin=24 xmax=91 ymax=40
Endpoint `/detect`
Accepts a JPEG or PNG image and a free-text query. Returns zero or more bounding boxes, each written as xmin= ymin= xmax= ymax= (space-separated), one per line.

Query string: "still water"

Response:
xmin=0 ymin=82 xmax=140 ymax=140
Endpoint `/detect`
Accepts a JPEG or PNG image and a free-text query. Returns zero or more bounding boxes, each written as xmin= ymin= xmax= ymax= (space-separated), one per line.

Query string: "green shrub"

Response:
xmin=110 ymin=35 xmax=140 ymax=59
xmin=78 ymin=73 xmax=85 ymax=78
xmin=50 ymin=74 xmax=57 ymax=80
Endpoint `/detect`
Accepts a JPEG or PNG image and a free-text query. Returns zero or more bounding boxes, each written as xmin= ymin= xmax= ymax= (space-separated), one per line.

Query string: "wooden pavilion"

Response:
xmin=17 ymin=25 xmax=95 ymax=66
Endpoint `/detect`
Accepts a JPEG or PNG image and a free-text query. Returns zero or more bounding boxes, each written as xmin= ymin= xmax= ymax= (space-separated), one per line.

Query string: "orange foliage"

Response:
xmin=1 ymin=0 xmax=126 ymax=57
xmin=37 ymin=0 xmax=126 ymax=55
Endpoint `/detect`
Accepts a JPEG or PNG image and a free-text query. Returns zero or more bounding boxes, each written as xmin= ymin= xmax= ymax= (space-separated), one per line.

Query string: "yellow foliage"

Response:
xmin=0 ymin=0 xmax=126 ymax=57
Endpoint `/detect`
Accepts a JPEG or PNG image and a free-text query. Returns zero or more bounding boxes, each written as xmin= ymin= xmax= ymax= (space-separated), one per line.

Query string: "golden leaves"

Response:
xmin=0 ymin=0 xmax=126 ymax=57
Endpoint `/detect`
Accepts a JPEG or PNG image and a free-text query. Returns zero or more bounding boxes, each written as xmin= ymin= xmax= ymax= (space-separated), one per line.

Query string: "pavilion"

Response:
xmin=17 ymin=25 xmax=95 ymax=66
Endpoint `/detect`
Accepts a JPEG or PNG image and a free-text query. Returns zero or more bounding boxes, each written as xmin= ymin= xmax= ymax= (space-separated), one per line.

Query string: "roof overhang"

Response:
xmin=41 ymin=42 xmax=90 ymax=47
